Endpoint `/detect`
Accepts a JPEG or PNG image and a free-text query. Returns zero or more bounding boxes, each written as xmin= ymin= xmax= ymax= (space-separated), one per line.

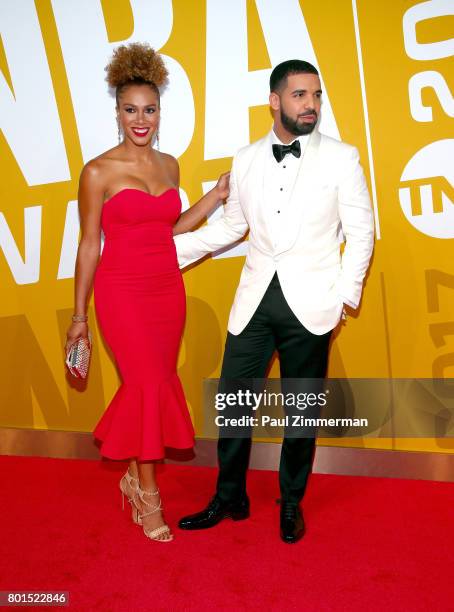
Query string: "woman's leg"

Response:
xmin=129 ymin=459 xmax=139 ymax=478
xmin=119 ymin=459 xmax=140 ymax=523
xmin=136 ymin=461 xmax=173 ymax=541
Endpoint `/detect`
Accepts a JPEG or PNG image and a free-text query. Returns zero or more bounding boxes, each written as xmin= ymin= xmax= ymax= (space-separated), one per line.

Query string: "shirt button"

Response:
xmin=280 ymin=187 xmax=283 ymax=191
xmin=283 ymin=165 xmax=286 ymax=168
xmin=277 ymin=210 xmax=280 ymax=214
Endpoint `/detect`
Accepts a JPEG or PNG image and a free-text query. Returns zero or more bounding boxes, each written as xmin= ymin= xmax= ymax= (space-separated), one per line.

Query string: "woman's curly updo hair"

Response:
xmin=105 ymin=42 xmax=168 ymax=106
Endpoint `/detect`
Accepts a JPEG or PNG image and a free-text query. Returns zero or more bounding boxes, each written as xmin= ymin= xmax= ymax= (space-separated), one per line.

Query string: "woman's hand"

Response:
xmin=172 ymin=170 xmax=231 ymax=235
xmin=65 ymin=321 xmax=89 ymax=355
xmin=214 ymin=171 xmax=231 ymax=200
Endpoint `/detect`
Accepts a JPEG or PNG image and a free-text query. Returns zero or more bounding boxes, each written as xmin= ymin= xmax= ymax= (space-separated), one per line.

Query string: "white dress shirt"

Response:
xmin=264 ymin=130 xmax=309 ymax=249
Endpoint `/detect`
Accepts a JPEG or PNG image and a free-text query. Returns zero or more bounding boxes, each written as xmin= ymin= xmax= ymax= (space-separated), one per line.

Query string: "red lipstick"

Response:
xmin=131 ymin=127 xmax=150 ymax=137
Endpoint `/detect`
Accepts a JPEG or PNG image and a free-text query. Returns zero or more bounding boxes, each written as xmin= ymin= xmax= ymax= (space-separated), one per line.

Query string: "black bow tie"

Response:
xmin=272 ymin=140 xmax=301 ymax=163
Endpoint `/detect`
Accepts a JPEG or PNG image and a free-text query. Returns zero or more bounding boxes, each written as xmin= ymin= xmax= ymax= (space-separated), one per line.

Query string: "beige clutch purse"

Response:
xmin=65 ymin=332 xmax=92 ymax=379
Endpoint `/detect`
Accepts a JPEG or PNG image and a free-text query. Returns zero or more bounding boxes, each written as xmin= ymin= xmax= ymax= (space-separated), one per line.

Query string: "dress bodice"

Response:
xmin=97 ymin=188 xmax=182 ymax=276
xmin=101 ymin=188 xmax=181 ymax=240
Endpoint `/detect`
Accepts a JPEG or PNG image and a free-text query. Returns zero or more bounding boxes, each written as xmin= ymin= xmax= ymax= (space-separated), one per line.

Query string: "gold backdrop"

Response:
xmin=1 ymin=0 xmax=453 ymax=454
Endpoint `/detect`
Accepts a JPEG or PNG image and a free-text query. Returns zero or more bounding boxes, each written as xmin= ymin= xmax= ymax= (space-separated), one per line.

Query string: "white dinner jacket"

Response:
xmin=174 ymin=129 xmax=374 ymax=335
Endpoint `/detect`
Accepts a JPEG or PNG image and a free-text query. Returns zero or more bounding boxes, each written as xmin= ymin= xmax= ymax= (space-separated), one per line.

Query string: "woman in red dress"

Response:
xmin=65 ymin=43 xmax=229 ymax=542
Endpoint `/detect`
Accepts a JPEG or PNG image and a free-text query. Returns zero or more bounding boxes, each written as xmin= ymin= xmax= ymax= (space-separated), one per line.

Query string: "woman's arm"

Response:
xmin=65 ymin=162 xmax=104 ymax=353
xmin=163 ymin=154 xmax=230 ymax=235
xmin=173 ymin=152 xmax=248 ymax=269
xmin=172 ymin=172 xmax=230 ymax=236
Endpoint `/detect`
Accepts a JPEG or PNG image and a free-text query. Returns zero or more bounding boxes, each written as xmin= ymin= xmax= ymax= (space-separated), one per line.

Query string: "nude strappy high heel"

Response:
xmin=136 ymin=486 xmax=173 ymax=542
xmin=119 ymin=469 xmax=142 ymax=525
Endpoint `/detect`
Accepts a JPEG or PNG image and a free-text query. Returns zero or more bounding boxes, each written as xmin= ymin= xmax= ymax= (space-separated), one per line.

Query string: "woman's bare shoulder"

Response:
xmin=158 ymin=150 xmax=178 ymax=166
xmin=157 ymin=151 xmax=179 ymax=182
xmin=80 ymin=147 xmax=123 ymax=184
xmin=88 ymin=145 xmax=124 ymax=167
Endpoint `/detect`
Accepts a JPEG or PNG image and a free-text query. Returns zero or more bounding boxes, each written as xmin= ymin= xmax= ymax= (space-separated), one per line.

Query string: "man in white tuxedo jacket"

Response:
xmin=176 ymin=60 xmax=374 ymax=543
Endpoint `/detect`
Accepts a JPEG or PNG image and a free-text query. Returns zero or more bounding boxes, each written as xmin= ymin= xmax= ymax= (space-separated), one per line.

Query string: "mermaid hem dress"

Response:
xmin=92 ymin=188 xmax=194 ymax=461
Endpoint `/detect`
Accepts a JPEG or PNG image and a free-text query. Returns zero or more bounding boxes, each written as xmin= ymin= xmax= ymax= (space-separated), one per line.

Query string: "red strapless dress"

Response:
xmin=92 ymin=188 xmax=194 ymax=460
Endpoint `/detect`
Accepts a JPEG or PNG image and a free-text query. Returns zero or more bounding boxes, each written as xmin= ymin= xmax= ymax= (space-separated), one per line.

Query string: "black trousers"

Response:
xmin=216 ymin=273 xmax=332 ymax=505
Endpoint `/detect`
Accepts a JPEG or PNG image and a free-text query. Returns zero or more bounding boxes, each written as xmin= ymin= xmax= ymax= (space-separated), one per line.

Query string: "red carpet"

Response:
xmin=1 ymin=455 xmax=453 ymax=611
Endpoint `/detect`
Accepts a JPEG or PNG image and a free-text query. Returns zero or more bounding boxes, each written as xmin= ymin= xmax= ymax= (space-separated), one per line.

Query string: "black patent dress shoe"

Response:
xmin=280 ymin=502 xmax=305 ymax=543
xmin=178 ymin=495 xmax=250 ymax=530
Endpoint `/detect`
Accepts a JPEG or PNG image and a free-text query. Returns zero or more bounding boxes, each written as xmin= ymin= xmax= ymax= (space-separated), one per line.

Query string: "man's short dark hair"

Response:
xmin=269 ymin=60 xmax=319 ymax=93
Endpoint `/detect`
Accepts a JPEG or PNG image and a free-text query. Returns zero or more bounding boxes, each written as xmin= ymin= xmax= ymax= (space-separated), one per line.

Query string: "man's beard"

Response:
xmin=280 ymin=107 xmax=318 ymax=135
